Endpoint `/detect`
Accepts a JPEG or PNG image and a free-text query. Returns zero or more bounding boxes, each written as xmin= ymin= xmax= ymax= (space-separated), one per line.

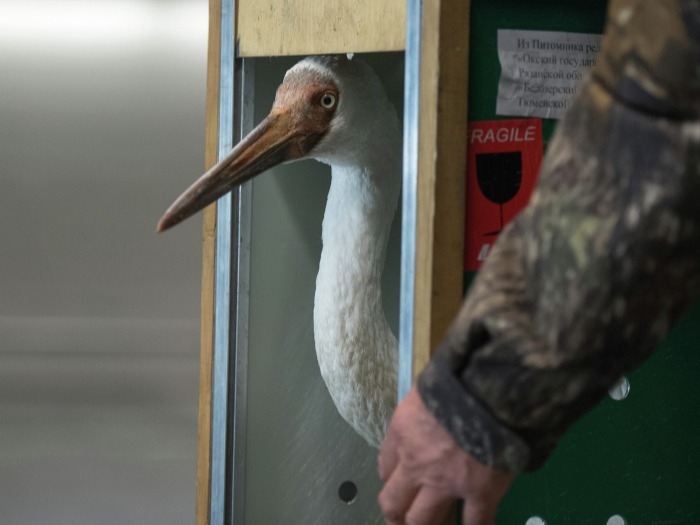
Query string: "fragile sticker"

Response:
xmin=464 ymin=119 xmax=543 ymax=271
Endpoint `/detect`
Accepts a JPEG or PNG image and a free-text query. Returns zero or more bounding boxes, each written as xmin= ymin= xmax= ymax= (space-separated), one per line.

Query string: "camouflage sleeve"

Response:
xmin=418 ymin=0 xmax=700 ymax=473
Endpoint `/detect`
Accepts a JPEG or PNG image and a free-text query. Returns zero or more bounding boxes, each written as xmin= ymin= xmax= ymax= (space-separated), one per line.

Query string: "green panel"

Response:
xmin=466 ymin=1 xmax=700 ymax=522
xmin=499 ymin=309 xmax=700 ymax=523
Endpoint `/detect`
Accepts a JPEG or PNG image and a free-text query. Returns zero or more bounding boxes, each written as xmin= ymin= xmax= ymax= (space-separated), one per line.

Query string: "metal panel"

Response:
xmin=239 ymin=54 xmax=403 ymax=525
xmin=210 ymin=7 xmax=406 ymax=524
xmin=210 ymin=1 xmax=409 ymax=524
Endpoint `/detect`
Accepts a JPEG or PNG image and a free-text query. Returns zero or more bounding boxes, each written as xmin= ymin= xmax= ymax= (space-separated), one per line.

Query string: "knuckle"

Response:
xmin=405 ymin=499 xmax=447 ymax=525
xmin=405 ymin=514 xmax=428 ymax=525
xmin=462 ymin=500 xmax=495 ymax=525
xmin=377 ymin=492 xmax=394 ymax=515
xmin=380 ymin=507 xmax=403 ymax=524
xmin=378 ymin=499 xmax=404 ymax=523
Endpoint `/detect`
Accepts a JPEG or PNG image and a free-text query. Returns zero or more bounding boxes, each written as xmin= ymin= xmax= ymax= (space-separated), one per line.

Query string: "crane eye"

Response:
xmin=320 ymin=92 xmax=337 ymax=109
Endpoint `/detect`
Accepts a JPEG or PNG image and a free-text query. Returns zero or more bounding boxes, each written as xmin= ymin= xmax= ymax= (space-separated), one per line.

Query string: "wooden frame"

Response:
xmin=196 ymin=1 xmax=221 ymax=524
xmin=197 ymin=0 xmax=470 ymax=522
xmin=409 ymin=0 xmax=471 ymax=376
xmin=237 ymin=0 xmax=405 ymax=57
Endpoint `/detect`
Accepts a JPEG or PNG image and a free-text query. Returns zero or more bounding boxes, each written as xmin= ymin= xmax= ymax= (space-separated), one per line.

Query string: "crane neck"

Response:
xmin=313 ymin=148 xmax=401 ymax=352
xmin=323 ymin=155 xmax=400 ymax=286
xmin=311 ymin=116 xmax=401 ymax=447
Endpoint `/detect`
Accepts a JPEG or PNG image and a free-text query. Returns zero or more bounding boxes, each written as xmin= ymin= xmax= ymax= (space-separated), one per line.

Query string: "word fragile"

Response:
xmin=468 ymin=125 xmax=538 ymax=145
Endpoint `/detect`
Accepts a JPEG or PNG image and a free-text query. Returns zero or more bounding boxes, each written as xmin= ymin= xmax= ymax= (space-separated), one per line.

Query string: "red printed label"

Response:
xmin=464 ymin=119 xmax=543 ymax=271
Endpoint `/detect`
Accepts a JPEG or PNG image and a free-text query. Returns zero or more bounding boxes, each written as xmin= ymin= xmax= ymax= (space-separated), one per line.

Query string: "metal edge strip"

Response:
xmin=231 ymin=58 xmax=254 ymax=525
xmin=210 ymin=0 xmax=236 ymax=523
xmin=399 ymin=0 xmax=422 ymax=400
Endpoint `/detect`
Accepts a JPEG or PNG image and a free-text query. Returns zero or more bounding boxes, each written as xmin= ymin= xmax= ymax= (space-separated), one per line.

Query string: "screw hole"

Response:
xmin=338 ymin=480 xmax=358 ymax=504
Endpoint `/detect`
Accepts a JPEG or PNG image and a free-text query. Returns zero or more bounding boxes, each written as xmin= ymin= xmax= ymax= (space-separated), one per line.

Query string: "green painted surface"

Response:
xmin=466 ymin=1 xmax=700 ymax=522
xmin=497 ymin=310 xmax=700 ymax=524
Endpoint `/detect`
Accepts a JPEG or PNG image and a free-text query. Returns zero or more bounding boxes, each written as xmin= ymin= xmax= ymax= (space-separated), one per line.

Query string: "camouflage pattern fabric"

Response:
xmin=418 ymin=0 xmax=700 ymax=472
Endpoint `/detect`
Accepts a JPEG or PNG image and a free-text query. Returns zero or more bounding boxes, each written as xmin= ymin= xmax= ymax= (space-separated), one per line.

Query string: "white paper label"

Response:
xmin=496 ymin=29 xmax=602 ymax=120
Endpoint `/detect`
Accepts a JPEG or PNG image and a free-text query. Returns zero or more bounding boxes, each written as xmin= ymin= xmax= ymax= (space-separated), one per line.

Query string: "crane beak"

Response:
xmin=157 ymin=109 xmax=315 ymax=232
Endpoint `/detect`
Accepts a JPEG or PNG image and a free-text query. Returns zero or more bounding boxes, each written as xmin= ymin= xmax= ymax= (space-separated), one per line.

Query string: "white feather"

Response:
xmin=296 ymin=56 xmax=402 ymax=447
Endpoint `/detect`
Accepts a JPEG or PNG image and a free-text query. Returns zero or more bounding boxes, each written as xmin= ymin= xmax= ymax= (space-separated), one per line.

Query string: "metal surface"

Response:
xmin=399 ymin=0 xmax=421 ymax=400
xmin=231 ymin=58 xmax=254 ymax=525
xmin=210 ymin=0 xmax=236 ymax=523
xmin=239 ymin=55 xmax=402 ymax=525
xmin=211 ymin=17 xmax=256 ymax=525
xmin=525 ymin=518 xmax=546 ymax=525
xmin=607 ymin=515 xmax=627 ymax=525
xmin=608 ymin=376 xmax=630 ymax=401
xmin=208 ymin=8 xmax=405 ymax=521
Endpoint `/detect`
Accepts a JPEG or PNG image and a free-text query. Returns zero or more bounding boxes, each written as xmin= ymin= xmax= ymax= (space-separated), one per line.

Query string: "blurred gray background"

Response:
xmin=0 ymin=1 xmax=207 ymax=523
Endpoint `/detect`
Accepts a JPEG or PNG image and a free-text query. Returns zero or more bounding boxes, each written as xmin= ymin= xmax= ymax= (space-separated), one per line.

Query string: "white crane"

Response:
xmin=158 ymin=55 xmax=401 ymax=448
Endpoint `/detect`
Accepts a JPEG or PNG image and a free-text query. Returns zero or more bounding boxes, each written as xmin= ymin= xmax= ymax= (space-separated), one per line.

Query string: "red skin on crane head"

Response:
xmin=156 ymin=69 xmax=340 ymax=233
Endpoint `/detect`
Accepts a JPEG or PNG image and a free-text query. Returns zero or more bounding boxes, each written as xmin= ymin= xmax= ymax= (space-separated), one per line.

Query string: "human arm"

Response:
xmin=419 ymin=0 xmax=700 ymax=472
xmin=379 ymin=1 xmax=700 ymax=522
xmin=378 ymin=386 xmax=513 ymax=525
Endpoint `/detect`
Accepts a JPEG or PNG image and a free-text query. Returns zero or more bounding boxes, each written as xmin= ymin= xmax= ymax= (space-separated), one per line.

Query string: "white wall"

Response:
xmin=0 ymin=2 xmax=207 ymax=523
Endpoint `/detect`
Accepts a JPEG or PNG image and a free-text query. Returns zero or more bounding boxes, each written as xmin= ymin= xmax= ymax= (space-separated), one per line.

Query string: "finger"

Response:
xmin=461 ymin=467 xmax=514 ymax=525
xmin=404 ymin=487 xmax=455 ymax=525
xmin=461 ymin=496 xmax=498 ymax=525
xmin=378 ymin=464 xmax=419 ymax=524
xmin=377 ymin=423 xmax=400 ymax=481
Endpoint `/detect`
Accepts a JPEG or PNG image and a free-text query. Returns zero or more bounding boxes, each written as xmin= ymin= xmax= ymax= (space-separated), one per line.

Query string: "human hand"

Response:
xmin=378 ymin=386 xmax=514 ymax=525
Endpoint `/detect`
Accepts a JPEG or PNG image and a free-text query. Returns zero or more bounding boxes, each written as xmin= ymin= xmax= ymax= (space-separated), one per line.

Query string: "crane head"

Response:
xmin=156 ymin=55 xmax=396 ymax=233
